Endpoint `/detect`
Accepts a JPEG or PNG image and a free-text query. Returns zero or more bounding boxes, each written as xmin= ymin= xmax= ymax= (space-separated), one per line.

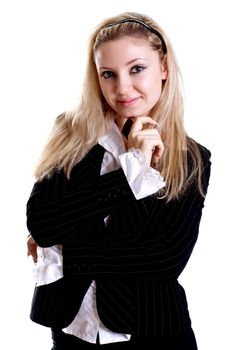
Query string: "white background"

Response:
xmin=0 ymin=0 xmax=232 ymax=349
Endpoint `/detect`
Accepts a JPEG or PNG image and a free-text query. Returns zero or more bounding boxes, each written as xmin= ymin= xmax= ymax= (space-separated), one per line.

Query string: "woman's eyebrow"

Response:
xmin=98 ymin=58 xmax=147 ymax=70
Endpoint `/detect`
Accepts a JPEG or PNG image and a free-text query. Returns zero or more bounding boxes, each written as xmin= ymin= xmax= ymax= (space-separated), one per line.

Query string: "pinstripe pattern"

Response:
xmin=27 ymin=144 xmax=135 ymax=247
xmin=27 ymin=142 xmax=211 ymax=336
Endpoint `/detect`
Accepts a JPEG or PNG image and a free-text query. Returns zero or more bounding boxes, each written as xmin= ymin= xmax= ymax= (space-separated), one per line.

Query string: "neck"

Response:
xmin=115 ymin=116 xmax=127 ymax=130
xmin=114 ymin=116 xmax=129 ymax=148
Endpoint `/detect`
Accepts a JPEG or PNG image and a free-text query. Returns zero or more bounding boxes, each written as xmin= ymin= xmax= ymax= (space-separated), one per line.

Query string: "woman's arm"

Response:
xmin=26 ymin=144 xmax=135 ymax=247
xmin=99 ymin=151 xmax=211 ymax=279
xmin=65 ymin=148 xmax=211 ymax=279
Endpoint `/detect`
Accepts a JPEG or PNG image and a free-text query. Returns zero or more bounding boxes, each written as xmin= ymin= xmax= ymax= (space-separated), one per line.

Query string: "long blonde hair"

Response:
xmin=34 ymin=11 xmax=204 ymax=201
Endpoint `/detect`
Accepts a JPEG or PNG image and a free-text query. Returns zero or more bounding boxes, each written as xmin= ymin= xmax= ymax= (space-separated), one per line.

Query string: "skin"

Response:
xmin=27 ymin=234 xmax=37 ymax=262
xmin=95 ymin=36 xmax=167 ymax=166
xmin=27 ymin=36 xmax=168 ymax=261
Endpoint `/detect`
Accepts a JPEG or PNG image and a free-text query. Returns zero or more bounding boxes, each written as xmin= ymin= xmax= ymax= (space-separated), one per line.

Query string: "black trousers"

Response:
xmin=51 ymin=328 xmax=198 ymax=349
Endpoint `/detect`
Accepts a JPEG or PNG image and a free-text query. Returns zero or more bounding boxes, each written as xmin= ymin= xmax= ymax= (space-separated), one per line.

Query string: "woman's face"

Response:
xmin=95 ymin=36 xmax=167 ymax=119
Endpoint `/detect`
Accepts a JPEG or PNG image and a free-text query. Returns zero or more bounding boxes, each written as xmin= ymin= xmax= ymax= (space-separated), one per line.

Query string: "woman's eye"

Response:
xmin=131 ymin=65 xmax=145 ymax=73
xmin=101 ymin=71 xmax=115 ymax=79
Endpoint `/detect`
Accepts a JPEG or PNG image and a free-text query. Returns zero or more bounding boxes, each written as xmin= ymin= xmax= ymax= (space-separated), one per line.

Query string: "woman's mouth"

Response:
xmin=117 ymin=97 xmax=141 ymax=107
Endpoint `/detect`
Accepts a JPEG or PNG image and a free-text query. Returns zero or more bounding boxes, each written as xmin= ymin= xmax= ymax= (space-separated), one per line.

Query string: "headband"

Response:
xmin=104 ymin=18 xmax=167 ymax=54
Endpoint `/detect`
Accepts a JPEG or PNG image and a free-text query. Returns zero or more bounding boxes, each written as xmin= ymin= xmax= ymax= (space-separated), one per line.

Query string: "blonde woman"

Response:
xmin=27 ymin=12 xmax=211 ymax=349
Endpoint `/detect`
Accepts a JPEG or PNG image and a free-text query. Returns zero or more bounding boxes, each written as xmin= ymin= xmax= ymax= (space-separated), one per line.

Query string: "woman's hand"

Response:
xmin=127 ymin=116 xmax=164 ymax=166
xmin=27 ymin=234 xmax=38 ymax=263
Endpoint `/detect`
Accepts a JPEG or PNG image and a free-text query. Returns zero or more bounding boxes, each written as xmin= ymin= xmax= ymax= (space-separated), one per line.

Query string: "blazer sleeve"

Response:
xmin=89 ymin=147 xmax=212 ymax=279
xmin=26 ymin=144 xmax=135 ymax=247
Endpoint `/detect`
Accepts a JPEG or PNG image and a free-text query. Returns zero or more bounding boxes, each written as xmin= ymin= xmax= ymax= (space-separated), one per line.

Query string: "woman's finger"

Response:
xmin=27 ymin=235 xmax=38 ymax=263
xmin=129 ymin=116 xmax=157 ymax=133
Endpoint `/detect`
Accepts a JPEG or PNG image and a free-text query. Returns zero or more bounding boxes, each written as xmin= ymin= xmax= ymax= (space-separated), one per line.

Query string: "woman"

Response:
xmin=27 ymin=11 xmax=211 ymax=349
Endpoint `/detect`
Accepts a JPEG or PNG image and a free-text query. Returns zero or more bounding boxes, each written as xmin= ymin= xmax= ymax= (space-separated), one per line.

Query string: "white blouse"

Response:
xmin=32 ymin=121 xmax=165 ymax=344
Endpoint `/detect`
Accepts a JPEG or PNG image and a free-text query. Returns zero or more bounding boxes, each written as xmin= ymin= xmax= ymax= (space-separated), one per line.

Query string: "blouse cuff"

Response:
xmin=118 ymin=148 xmax=166 ymax=200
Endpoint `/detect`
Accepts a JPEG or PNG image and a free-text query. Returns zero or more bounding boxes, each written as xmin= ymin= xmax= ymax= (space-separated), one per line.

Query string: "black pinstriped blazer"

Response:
xmin=27 ymin=141 xmax=211 ymax=336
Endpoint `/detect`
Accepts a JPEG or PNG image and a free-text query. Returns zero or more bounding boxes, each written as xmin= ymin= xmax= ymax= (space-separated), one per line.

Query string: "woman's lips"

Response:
xmin=117 ymin=97 xmax=141 ymax=107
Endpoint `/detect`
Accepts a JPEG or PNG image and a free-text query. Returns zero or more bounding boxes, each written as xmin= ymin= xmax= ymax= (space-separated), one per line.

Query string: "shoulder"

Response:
xmin=187 ymin=137 xmax=211 ymax=164
xmin=197 ymin=142 xmax=211 ymax=160
xmin=187 ymin=138 xmax=211 ymax=195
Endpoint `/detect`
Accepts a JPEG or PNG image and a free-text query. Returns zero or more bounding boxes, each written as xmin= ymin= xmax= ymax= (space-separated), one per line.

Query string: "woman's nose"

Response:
xmin=116 ymin=75 xmax=132 ymax=95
